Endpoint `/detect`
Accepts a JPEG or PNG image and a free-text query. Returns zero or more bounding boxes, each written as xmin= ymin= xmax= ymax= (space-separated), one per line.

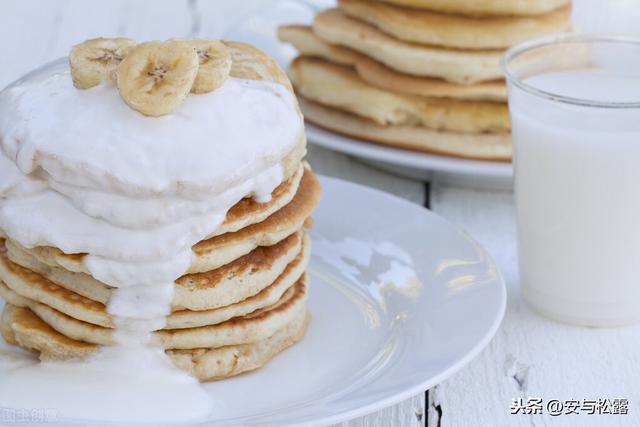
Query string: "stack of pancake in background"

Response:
xmin=0 ymin=161 xmax=320 ymax=380
xmin=279 ymin=0 xmax=572 ymax=160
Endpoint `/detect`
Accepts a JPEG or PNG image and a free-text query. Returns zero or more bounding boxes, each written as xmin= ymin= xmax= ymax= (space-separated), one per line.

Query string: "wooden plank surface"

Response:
xmin=429 ymin=184 xmax=640 ymax=427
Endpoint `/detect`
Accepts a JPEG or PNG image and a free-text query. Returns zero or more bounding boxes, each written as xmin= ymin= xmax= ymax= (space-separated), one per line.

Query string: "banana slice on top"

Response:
xmin=188 ymin=39 xmax=232 ymax=94
xmin=116 ymin=40 xmax=199 ymax=116
xmin=69 ymin=38 xmax=136 ymax=89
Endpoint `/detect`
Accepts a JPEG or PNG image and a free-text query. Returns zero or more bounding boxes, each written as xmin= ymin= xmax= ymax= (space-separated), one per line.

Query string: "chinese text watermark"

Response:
xmin=510 ymin=398 xmax=628 ymax=416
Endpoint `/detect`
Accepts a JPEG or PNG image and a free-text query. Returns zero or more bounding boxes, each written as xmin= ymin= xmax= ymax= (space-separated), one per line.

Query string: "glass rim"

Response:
xmin=501 ymin=32 xmax=640 ymax=109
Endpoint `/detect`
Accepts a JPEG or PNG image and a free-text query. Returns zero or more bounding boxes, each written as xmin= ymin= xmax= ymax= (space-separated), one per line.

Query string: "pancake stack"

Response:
xmin=279 ymin=0 xmax=572 ymax=160
xmin=0 ymin=41 xmax=321 ymax=381
xmin=0 ymin=165 xmax=320 ymax=380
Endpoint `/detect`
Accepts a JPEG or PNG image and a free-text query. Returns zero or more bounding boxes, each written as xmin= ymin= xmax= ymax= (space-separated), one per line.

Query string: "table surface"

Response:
xmin=1 ymin=1 xmax=639 ymax=426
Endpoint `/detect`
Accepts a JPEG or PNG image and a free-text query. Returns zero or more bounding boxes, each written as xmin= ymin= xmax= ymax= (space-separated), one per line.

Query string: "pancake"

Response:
xmin=301 ymin=98 xmax=512 ymax=160
xmin=376 ymin=0 xmax=570 ymax=16
xmin=5 ymin=231 xmax=305 ymax=312
xmin=1 ymin=303 xmax=309 ymax=381
xmin=226 ymin=40 xmax=295 ymax=94
xmin=215 ymin=161 xmax=303 ymax=236
xmin=0 ymin=155 xmax=307 ymax=277
xmin=1 ymin=234 xmax=310 ymax=328
xmin=190 ymin=167 xmax=319 ymax=273
xmin=5 ymin=275 xmax=307 ymax=350
xmin=278 ymin=25 xmax=507 ymax=102
xmin=280 ymin=25 xmax=362 ymax=68
xmin=0 ymin=282 xmax=28 ymax=308
xmin=290 ymin=56 xmax=510 ymax=133
xmin=8 ymin=166 xmax=321 ymax=278
xmin=0 ymin=234 xmax=310 ymax=329
xmin=168 ymin=310 xmax=307 ymax=381
xmin=313 ymin=9 xmax=503 ymax=84
xmin=339 ymin=0 xmax=572 ymax=49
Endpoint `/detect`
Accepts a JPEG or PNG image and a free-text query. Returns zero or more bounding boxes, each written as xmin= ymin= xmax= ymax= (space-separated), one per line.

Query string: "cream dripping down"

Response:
xmin=0 ymin=59 xmax=303 ymax=422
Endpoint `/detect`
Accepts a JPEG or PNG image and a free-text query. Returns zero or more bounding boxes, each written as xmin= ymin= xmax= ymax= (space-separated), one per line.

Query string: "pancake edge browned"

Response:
xmin=300 ymin=97 xmax=511 ymax=161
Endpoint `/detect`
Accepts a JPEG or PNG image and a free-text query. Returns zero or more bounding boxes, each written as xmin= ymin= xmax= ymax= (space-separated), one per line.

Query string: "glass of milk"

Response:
xmin=502 ymin=34 xmax=640 ymax=327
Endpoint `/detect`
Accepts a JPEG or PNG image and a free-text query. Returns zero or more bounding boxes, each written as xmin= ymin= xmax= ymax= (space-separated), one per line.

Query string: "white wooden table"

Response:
xmin=1 ymin=1 xmax=639 ymax=426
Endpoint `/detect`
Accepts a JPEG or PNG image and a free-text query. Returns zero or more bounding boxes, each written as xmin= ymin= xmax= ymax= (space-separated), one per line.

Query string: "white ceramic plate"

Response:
xmin=308 ymin=124 xmax=514 ymax=190
xmin=0 ymin=176 xmax=505 ymax=426
xmin=194 ymin=176 xmax=506 ymax=425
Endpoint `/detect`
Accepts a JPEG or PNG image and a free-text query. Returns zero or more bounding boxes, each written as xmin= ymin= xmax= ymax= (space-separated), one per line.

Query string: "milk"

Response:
xmin=509 ymin=69 xmax=640 ymax=326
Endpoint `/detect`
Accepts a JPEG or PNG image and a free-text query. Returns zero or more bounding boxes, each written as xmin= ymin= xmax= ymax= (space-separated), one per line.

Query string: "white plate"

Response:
xmin=196 ymin=176 xmax=506 ymax=425
xmin=0 ymin=176 xmax=506 ymax=426
xmin=308 ymin=124 xmax=514 ymax=190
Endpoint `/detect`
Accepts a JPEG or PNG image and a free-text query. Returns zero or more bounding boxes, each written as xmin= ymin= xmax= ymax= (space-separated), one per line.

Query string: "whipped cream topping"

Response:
xmin=0 ymin=58 xmax=303 ymax=422
xmin=0 ymin=61 xmax=300 ymax=196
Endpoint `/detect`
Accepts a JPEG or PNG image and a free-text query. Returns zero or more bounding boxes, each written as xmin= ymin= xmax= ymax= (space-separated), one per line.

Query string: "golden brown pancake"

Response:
xmin=5 ymin=275 xmax=307 ymax=350
xmin=290 ymin=56 xmax=510 ymax=133
xmin=339 ymin=0 xmax=572 ymax=49
xmin=313 ymin=9 xmax=503 ymax=84
xmin=2 ymin=303 xmax=310 ymax=381
xmin=215 ymin=161 xmax=304 ymax=236
xmin=301 ymin=98 xmax=512 ymax=160
xmin=5 ymin=231 xmax=304 ymax=312
xmin=7 ymin=166 xmax=321 ymax=277
xmin=374 ymin=0 xmax=570 ymax=16
xmin=0 ymin=234 xmax=310 ymax=329
xmin=278 ymin=25 xmax=507 ymax=102
xmin=190 ymin=167 xmax=320 ymax=273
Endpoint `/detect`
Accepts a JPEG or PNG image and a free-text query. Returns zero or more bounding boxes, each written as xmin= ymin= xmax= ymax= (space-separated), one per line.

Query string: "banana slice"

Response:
xmin=188 ymin=39 xmax=232 ymax=94
xmin=69 ymin=38 xmax=137 ymax=89
xmin=116 ymin=40 xmax=199 ymax=116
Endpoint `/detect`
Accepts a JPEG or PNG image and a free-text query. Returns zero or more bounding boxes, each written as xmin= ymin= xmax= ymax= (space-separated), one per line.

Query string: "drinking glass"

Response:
xmin=502 ymin=34 xmax=640 ymax=326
